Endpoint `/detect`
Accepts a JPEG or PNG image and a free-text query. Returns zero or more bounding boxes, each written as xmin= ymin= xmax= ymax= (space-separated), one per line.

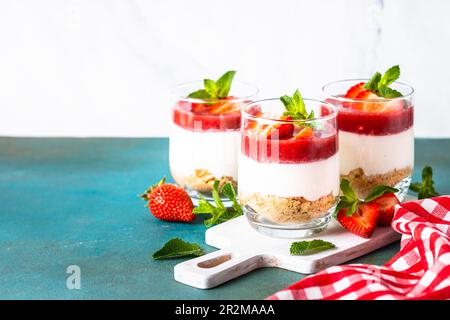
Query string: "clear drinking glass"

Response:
xmin=239 ymin=98 xmax=339 ymax=238
xmin=170 ymin=81 xmax=258 ymax=202
xmin=322 ymin=80 xmax=414 ymax=200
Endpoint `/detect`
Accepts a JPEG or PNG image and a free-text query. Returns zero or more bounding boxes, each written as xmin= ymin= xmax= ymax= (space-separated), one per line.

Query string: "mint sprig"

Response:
xmin=193 ymin=181 xmax=243 ymax=227
xmin=152 ymin=238 xmax=204 ymax=260
xmin=187 ymin=70 xmax=236 ymax=99
xmin=409 ymin=166 xmax=440 ymax=199
xmin=363 ymin=65 xmax=403 ymax=98
xmin=335 ymin=179 xmax=398 ymax=217
xmin=280 ymin=89 xmax=314 ymax=121
xmin=290 ymin=239 xmax=336 ymax=256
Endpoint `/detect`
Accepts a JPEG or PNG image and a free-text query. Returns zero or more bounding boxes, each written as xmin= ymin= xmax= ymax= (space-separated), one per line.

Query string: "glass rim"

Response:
xmin=321 ymin=78 xmax=414 ymax=103
xmin=241 ymin=98 xmax=337 ymax=124
xmin=171 ymin=80 xmax=259 ymax=103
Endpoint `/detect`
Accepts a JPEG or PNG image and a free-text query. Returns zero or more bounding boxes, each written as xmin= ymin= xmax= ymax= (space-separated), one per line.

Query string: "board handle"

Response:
xmin=174 ymin=250 xmax=270 ymax=289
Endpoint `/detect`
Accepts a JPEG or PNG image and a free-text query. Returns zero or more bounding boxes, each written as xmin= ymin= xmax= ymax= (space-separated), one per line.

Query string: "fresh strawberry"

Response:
xmin=337 ymin=203 xmax=380 ymax=238
xmin=352 ymin=89 xmax=404 ymax=112
xmin=293 ymin=126 xmax=313 ymax=139
xmin=267 ymin=116 xmax=294 ymax=139
xmin=343 ymin=82 xmax=366 ymax=108
xmin=371 ymin=193 xmax=400 ymax=226
xmin=275 ymin=123 xmax=294 ymax=139
xmin=345 ymin=82 xmax=366 ymax=99
xmin=351 ymin=89 xmax=379 ymax=111
xmin=191 ymin=102 xmax=211 ymax=113
xmin=141 ymin=178 xmax=195 ymax=222
xmin=250 ymin=116 xmax=294 ymax=139
xmin=211 ymin=101 xmax=240 ymax=114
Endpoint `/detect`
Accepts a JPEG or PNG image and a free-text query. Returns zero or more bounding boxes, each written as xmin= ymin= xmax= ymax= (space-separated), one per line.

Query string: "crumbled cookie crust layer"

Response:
xmin=173 ymin=169 xmax=237 ymax=194
xmin=341 ymin=167 xmax=412 ymax=198
xmin=239 ymin=192 xmax=337 ymax=224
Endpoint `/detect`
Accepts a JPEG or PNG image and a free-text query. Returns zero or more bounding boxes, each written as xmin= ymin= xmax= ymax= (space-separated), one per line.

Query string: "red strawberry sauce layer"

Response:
xmin=172 ymin=101 xmax=241 ymax=132
xmin=242 ymin=129 xmax=338 ymax=164
xmin=325 ymin=99 xmax=414 ymax=135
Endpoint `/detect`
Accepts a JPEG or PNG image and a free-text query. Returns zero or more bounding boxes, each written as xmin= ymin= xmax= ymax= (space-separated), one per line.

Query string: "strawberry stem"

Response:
xmin=140 ymin=177 xmax=166 ymax=201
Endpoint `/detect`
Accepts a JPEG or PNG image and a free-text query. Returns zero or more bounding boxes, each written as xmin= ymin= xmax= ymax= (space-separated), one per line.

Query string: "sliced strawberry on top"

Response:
xmin=293 ymin=126 xmax=313 ymax=139
xmin=345 ymin=82 xmax=366 ymax=99
xmin=269 ymin=116 xmax=294 ymax=139
xmin=352 ymin=90 xmax=404 ymax=112
xmin=371 ymin=193 xmax=400 ymax=226
xmin=249 ymin=115 xmax=294 ymax=139
xmin=270 ymin=124 xmax=294 ymax=139
xmin=351 ymin=89 xmax=379 ymax=111
xmin=210 ymin=101 xmax=239 ymax=114
xmin=343 ymin=82 xmax=366 ymax=108
xmin=191 ymin=102 xmax=212 ymax=113
xmin=337 ymin=203 xmax=380 ymax=238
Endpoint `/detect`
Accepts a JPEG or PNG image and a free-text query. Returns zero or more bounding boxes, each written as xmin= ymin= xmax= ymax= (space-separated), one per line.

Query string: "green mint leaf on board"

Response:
xmin=334 ymin=179 xmax=359 ymax=217
xmin=363 ymin=65 xmax=403 ymax=99
xmin=335 ymin=179 xmax=398 ymax=217
xmin=187 ymin=70 xmax=236 ymax=100
xmin=363 ymin=72 xmax=382 ymax=91
xmin=290 ymin=239 xmax=336 ymax=256
xmin=340 ymin=179 xmax=358 ymax=203
xmin=365 ymin=185 xmax=399 ymax=203
xmin=152 ymin=238 xmax=204 ymax=260
xmin=409 ymin=166 xmax=440 ymax=199
xmin=280 ymin=89 xmax=314 ymax=122
xmin=193 ymin=181 xmax=243 ymax=227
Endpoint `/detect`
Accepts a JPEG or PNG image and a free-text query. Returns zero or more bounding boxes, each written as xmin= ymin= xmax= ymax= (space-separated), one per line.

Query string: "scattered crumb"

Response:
xmin=239 ymin=192 xmax=337 ymax=224
xmin=341 ymin=167 xmax=412 ymax=198
xmin=174 ymin=169 xmax=237 ymax=194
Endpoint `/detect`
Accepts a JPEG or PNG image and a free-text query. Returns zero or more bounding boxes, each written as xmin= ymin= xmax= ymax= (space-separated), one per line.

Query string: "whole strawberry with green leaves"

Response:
xmin=141 ymin=178 xmax=195 ymax=222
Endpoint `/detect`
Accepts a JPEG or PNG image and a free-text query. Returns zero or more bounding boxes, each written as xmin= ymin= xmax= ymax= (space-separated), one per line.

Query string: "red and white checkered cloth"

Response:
xmin=267 ymin=196 xmax=450 ymax=300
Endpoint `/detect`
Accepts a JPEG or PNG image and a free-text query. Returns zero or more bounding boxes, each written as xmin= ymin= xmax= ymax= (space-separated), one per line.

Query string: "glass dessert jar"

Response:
xmin=239 ymin=98 xmax=339 ymax=238
xmin=322 ymin=79 xmax=414 ymax=201
xmin=170 ymin=80 xmax=258 ymax=201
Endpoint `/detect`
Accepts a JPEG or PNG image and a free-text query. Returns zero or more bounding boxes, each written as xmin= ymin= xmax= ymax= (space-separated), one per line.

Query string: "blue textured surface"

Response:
xmin=0 ymin=138 xmax=449 ymax=299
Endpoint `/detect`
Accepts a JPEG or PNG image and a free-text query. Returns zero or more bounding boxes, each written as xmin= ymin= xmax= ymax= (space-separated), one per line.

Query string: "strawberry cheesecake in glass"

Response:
xmin=170 ymin=71 xmax=258 ymax=201
xmin=322 ymin=66 xmax=414 ymax=200
xmin=239 ymin=91 xmax=339 ymax=237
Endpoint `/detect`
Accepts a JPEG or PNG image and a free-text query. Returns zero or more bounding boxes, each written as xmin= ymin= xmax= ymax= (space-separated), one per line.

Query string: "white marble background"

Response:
xmin=1 ymin=0 xmax=449 ymax=137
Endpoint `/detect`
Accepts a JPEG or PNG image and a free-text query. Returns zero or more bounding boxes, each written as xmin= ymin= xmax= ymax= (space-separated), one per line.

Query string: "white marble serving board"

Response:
xmin=174 ymin=195 xmax=416 ymax=289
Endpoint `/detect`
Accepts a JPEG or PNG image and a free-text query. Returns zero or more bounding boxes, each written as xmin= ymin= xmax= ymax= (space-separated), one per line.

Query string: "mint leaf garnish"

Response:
xmin=409 ymin=166 xmax=440 ymax=199
xmin=221 ymin=182 xmax=243 ymax=216
xmin=216 ymin=71 xmax=236 ymax=98
xmin=290 ymin=239 xmax=336 ymax=256
xmin=193 ymin=181 xmax=243 ymax=227
xmin=335 ymin=179 xmax=398 ymax=217
xmin=187 ymin=70 xmax=236 ymax=99
xmin=340 ymin=179 xmax=358 ymax=203
xmin=152 ymin=238 xmax=204 ymax=260
xmin=378 ymin=87 xmax=402 ymax=98
xmin=280 ymin=89 xmax=314 ymax=122
xmin=204 ymin=79 xmax=219 ymax=98
xmin=187 ymin=89 xmax=212 ymax=99
xmin=365 ymin=185 xmax=399 ymax=203
xmin=211 ymin=180 xmax=225 ymax=210
xmin=363 ymin=65 xmax=402 ymax=99
xmin=379 ymin=65 xmax=400 ymax=88
xmin=364 ymin=72 xmax=382 ymax=92
xmin=335 ymin=179 xmax=359 ymax=216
